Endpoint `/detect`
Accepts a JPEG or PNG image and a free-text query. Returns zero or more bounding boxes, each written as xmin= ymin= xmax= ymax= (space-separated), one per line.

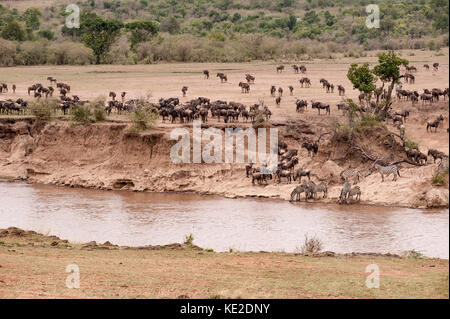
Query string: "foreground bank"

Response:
xmin=0 ymin=119 xmax=448 ymax=209
xmin=0 ymin=227 xmax=448 ymax=298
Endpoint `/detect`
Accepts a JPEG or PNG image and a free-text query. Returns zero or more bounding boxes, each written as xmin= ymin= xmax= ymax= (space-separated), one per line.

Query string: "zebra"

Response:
xmin=312 ymin=182 xmax=327 ymax=199
xmin=339 ymin=181 xmax=352 ymax=204
xmin=347 ymin=186 xmax=361 ymax=203
xmin=340 ymin=168 xmax=361 ymax=184
xmin=290 ymin=184 xmax=308 ymax=202
xmin=374 ymin=163 xmax=400 ymax=182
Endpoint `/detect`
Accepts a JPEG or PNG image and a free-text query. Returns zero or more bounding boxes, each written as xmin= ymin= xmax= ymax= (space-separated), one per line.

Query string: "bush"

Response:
xmin=432 ymin=169 xmax=449 ymax=187
xmin=184 ymin=233 xmax=194 ymax=246
xmin=129 ymin=99 xmax=158 ymax=131
xmin=405 ymin=139 xmax=419 ymax=150
xmin=71 ymin=104 xmax=92 ymax=124
xmin=29 ymin=99 xmax=57 ymax=122
xmin=89 ymin=97 xmax=107 ymax=122
xmin=299 ymin=234 xmax=323 ymax=254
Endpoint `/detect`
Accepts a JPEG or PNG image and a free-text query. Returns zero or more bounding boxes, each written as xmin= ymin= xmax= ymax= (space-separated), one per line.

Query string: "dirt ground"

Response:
xmin=0 ymin=50 xmax=449 ymax=208
xmin=0 ymin=227 xmax=447 ymax=299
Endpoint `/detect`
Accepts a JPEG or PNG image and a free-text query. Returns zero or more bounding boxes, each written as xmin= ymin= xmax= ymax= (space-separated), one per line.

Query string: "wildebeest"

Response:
xmin=337 ymin=85 xmax=345 ymax=96
xmin=270 ymin=85 xmax=276 ymax=96
xmin=293 ymin=168 xmax=310 ymax=183
xmin=288 ymin=86 xmax=294 ymax=95
xmin=302 ymin=141 xmax=318 ymax=157
xmin=239 ymin=82 xmax=250 ymax=93
xmin=216 ymin=73 xmax=227 ymax=83
xmin=311 ymin=101 xmax=330 ymax=115
xmin=275 ymin=96 xmax=281 ymax=106
xmin=299 ymin=77 xmax=311 ymax=88
xmin=276 ymin=65 xmax=285 ymax=73
xmin=203 ymin=70 xmax=209 ymax=79
xmin=433 ymin=62 xmax=439 ymax=71
xmin=426 ymin=115 xmax=444 ymax=132
xmin=296 ymin=99 xmax=307 ymax=112
xmin=245 ymin=74 xmax=255 ymax=83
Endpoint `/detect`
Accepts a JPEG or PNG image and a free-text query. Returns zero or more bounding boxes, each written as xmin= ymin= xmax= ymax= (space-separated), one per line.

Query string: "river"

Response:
xmin=0 ymin=182 xmax=448 ymax=258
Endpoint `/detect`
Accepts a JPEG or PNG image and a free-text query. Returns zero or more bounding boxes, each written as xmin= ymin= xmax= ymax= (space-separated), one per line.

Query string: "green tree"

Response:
xmin=125 ymin=20 xmax=159 ymax=49
xmin=1 ymin=20 xmax=26 ymax=41
xmin=347 ymin=63 xmax=377 ymax=110
xmin=22 ymin=8 xmax=41 ymax=31
xmin=373 ymin=50 xmax=409 ymax=108
xmin=80 ymin=13 xmax=123 ymax=64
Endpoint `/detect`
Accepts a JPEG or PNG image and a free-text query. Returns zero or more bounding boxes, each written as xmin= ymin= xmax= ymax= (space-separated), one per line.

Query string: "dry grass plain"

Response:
xmin=0 ymin=228 xmax=448 ymax=299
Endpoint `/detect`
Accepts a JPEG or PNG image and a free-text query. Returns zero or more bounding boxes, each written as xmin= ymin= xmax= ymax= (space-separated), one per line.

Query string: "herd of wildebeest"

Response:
xmin=0 ymin=62 xmax=448 ymax=204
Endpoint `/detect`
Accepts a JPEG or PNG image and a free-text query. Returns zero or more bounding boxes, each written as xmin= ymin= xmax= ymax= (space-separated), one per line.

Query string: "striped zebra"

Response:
xmin=339 ymin=181 xmax=351 ymax=204
xmin=340 ymin=168 xmax=361 ymax=184
xmin=374 ymin=164 xmax=400 ymax=182
xmin=348 ymin=186 xmax=361 ymax=202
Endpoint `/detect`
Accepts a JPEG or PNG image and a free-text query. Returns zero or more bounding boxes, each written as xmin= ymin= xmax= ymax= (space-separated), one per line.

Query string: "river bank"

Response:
xmin=0 ymin=227 xmax=448 ymax=298
xmin=0 ymin=119 xmax=448 ymax=209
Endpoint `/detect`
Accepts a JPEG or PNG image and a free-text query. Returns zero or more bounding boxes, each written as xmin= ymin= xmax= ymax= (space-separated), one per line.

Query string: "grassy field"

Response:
xmin=0 ymin=228 xmax=448 ymax=298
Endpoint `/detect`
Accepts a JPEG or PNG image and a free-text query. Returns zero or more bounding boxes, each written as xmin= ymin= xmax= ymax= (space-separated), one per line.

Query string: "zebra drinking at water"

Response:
xmin=347 ymin=186 xmax=361 ymax=203
xmin=338 ymin=181 xmax=351 ymax=204
xmin=374 ymin=163 xmax=400 ymax=182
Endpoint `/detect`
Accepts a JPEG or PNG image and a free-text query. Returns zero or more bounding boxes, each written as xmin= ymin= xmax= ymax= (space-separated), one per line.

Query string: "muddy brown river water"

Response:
xmin=0 ymin=182 xmax=448 ymax=258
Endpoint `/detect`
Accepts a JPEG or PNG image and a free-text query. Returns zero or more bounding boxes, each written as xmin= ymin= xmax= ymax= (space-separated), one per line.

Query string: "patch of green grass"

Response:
xmin=432 ymin=169 xmax=449 ymax=187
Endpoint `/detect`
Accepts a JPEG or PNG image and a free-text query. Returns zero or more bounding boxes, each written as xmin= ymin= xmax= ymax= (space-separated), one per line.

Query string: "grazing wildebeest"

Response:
xmin=337 ymin=85 xmax=345 ymax=96
xmin=109 ymin=91 xmax=116 ymax=101
xmin=288 ymin=85 xmax=294 ymax=95
xmin=182 ymin=86 xmax=188 ymax=97
xmin=426 ymin=115 xmax=444 ymax=132
xmin=278 ymin=87 xmax=283 ymax=97
xmin=433 ymin=62 xmax=439 ymax=71
xmin=217 ymin=73 xmax=227 ymax=83
xmin=423 ymin=64 xmax=430 ymax=70
xmin=203 ymin=70 xmax=209 ymax=79
xmin=292 ymin=65 xmax=299 ymax=73
xmin=296 ymin=99 xmax=307 ymax=112
xmin=276 ymin=65 xmax=285 ymax=73
xmin=245 ymin=74 xmax=255 ymax=83
xmin=239 ymin=82 xmax=250 ymax=93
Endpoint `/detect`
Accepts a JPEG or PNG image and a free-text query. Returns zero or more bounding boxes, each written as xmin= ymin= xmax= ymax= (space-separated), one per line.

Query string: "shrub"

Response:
xmin=89 ymin=96 xmax=107 ymax=122
xmin=405 ymin=139 xmax=419 ymax=150
xmin=299 ymin=234 xmax=323 ymax=254
xmin=403 ymin=249 xmax=425 ymax=259
xmin=129 ymin=99 xmax=158 ymax=131
xmin=432 ymin=169 xmax=449 ymax=187
xmin=29 ymin=99 xmax=57 ymax=122
xmin=184 ymin=233 xmax=194 ymax=246
xmin=71 ymin=104 xmax=92 ymax=124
